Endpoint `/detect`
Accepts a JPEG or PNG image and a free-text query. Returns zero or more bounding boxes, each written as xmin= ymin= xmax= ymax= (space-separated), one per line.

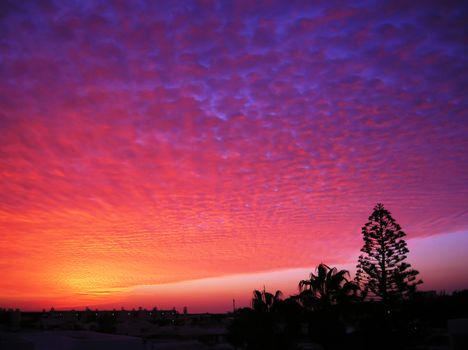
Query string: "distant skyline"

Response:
xmin=1 ymin=1 xmax=467 ymax=312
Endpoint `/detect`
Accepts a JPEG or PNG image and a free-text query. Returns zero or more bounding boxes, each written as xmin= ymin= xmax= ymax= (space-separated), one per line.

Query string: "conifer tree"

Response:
xmin=356 ymin=203 xmax=422 ymax=303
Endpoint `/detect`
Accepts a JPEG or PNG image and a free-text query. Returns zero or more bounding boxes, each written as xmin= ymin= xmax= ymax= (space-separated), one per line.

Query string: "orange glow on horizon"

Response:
xmin=1 ymin=1 xmax=467 ymax=312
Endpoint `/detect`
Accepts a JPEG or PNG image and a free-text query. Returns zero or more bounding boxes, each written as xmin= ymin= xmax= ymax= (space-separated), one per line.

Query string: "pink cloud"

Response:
xmin=0 ymin=0 xmax=467 ymax=309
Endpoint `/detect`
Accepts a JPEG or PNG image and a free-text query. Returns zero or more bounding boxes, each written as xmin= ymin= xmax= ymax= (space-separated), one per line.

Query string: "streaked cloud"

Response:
xmin=0 ymin=0 xmax=467 ymax=309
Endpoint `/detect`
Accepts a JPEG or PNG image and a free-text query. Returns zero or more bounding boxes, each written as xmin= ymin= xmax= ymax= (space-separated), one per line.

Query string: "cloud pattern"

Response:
xmin=0 ymin=0 xmax=467 ymax=305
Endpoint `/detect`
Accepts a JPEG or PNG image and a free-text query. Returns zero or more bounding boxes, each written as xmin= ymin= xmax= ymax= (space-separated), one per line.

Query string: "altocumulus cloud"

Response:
xmin=0 ymin=0 xmax=467 ymax=300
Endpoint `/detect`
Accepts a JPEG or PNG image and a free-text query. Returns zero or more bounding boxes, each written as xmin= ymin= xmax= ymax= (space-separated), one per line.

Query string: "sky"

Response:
xmin=0 ymin=0 xmax=467 ymax=313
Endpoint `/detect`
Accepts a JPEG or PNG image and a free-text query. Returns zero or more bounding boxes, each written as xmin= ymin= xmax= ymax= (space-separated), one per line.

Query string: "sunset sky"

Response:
xmin=1 ymin=1 xmax=467 ymax=313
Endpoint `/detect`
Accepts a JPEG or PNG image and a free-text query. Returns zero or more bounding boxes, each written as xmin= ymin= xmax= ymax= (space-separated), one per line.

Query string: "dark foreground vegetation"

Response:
xmin=227 ymin=204 xmax=468 ymax=349
xmin=228 ymin=280 xmax=468 ymax=349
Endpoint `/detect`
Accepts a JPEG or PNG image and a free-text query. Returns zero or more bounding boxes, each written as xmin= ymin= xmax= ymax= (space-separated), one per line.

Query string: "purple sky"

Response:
xmin=0 ymin=0 xmax=467 ymax=311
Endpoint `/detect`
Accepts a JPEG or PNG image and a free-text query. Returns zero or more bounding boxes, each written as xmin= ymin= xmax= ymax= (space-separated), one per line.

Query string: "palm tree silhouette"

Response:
xmin=298 ymin=263 xmax=358 ymax=310
xmin=252 ymin=288 xmax=283 ymax=313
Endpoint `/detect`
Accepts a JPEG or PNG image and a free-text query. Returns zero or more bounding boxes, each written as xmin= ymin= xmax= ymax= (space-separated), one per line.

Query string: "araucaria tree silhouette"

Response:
xmin=356 ymin=203 xmax=422 ymax=304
